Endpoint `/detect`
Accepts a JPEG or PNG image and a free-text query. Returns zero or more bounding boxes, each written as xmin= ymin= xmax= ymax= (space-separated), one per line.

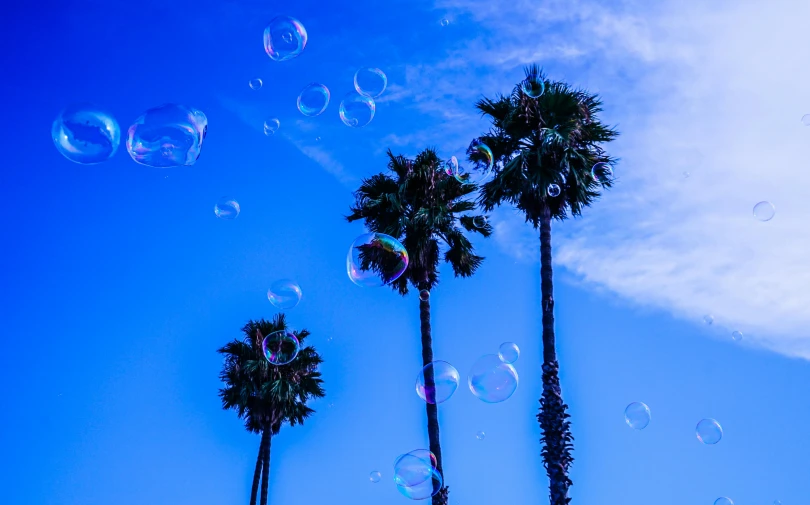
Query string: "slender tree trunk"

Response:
xmin=249 ymin=434 xmax=265 ymax=505
xmin=537 ymin=205 xmax=574 ymax=505
xmin=418 ymin=284 xmax=447 ymax=505
xmin=259 ymin=428 xmax=272 ymax=505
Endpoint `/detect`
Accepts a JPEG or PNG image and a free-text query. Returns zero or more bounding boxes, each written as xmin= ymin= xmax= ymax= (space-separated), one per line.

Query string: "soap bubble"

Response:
xmin=468 ymin=354 xmax=519 ymax=403
xmin=249 ymin=78 xmax=263 ymax=90
xmin=369 ymin=471 xmax=381 ymax=483
xmin=473 ymin=215 xmax=488 ymax=228
xmin=262 ymin=330 xmax=300 ymax=366
xmin=703 ymin=314 xmax=714 ymax=325
xmin=419 ymin=289 xmax=430 ymax=301
xmin=127 ymin=104 xmax=207 ymax=168
xmin=753 ymin=201 xmax=775 ymax=221
xmin=802 ymin=114 xmax=810 ymax=126
xmin=732 ymin=330 xmax=743 ymax=342
xmin=440 ymin=18 xmax=450 ymax=27
xmin=347 ymin=233 xmax=408 ymax=287
xmin=263 ymin=16 xmax=307 ymax=61
xmin=714 ymin=498 xmax=733 ymax=505
xmin=476 ymin=431 xmax=485 ymax=440
xmin=297 ymin=83 xmax=330 ymax=117
xmin=354 ymin=67 xmax=388 ymax=98
xmin=592 ymin=162 xmax=613 ymax=183
xmin=51 ymin=103 xmax=120 ymax=164
xmin=455 ymin=142 xmax=493 ymax=184
xmin=393 ymin=450 xmax=443 ymax=500
xmin=696 ymin=418 xmax=723 ymax=445
xmin=263 ymin=118 xmax=280 ymax=136
xmin=416 ymin=361 xmax=460 ymax=404
xmin=521 ymin=73 xmax=545 ymax=98
xmin=445 ymin=156 xmax=458 ymax=176
xmin=267 ymin=279 xmax=302 ymax=309
xmin=683 ymin=171 xmax=690 ymax=178
xmin=214 ymin=198 xmax=240 ymax=220
xmin=624 ymin=402 xmax=651 ymax=430
xmin=547 ymin=184 xmax=561 ymax=197
xmin=339 ymin=93 xmax=376 ymax=128
xmin=498 ymin=342 xmax=520 ymax=364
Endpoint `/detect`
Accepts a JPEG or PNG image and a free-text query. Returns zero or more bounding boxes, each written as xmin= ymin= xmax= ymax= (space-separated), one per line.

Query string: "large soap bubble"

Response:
xmin=347 ymin=233 xmax=408 ymax=287
xmin=339 ymin=93 xmax=376 ymax=127
xmin=521 ymin=73 xmax=545 ymax=98
xmin=263 ymin=16 xmax=307 ymax=61
xmin=126 ymin=104 xmax=207 ymax=167
xmin=415 ymin=361 xmax=459 ymax=404
xmin=267 ymin=279 xmax=302 ymax=309
xmin=624 ymin=402 xmax=651 ymax=430
xmin=297 ymin=83 xmax=330 ymax=117
xmin=497 ymin=342 xmax=520 ymax=364
xmin=455 ymin=142 xmax=493 ymax=184
xmin=467 ymin=354 xmax=519 ymax=403
xmin=354 ymin=67 xmax=388 ymax=98
xmin=262 ymin=330 xmax=300 ymax=366
xmin=393 ymin=450 xmax=443 ymax=500
xmin=52 ymin=103 xmax=120 ymax=164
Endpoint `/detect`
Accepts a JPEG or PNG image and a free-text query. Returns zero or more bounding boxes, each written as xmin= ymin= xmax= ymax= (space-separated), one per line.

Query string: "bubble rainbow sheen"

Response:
xmin=52 ymin=103 xmax=120 ymax=165
xmin=347 ymin=233 xmax=408 ymax=287
xmin=297 ymin=83 xmax=330 ymax=117
xmin=261 ymin=330 xmax=300 ymax=366
xmin=415 ymin=361 xmax=460 ymax=404
xmin=126 ymin=104 xmax=207 ymax=168
xmin=468 ymin=354 xmax=519 ymax=403
xmin=393 ymin=450 xmax=443 ymax=500
xmin=263 ymin=16 xmax=307 ymax=62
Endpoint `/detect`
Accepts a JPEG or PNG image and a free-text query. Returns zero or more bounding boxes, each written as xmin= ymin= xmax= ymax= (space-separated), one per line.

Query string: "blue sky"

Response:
xmin=2 ymin=0 xmax=809 ymax=504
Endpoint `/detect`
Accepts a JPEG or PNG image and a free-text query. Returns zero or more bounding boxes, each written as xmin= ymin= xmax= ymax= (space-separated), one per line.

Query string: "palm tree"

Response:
xmin=471 ymin=65 xmax=619 ymax=505
xmin=347 ymin=148 xmax=491 ymax=505
xmin=218 ymin=315 xmax=325 ymax=505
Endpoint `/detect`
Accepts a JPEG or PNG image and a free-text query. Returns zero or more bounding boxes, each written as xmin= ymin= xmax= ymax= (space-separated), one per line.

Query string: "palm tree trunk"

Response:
xmin=249 ymin=435 xmax=265 ymax=505
xmin=537 ymin=205 xmax=574 ymax=505
xmin=418 ymin=285 xmax=447 ymax=505
xmin=259 ymin=428 xmax=272 ymax=505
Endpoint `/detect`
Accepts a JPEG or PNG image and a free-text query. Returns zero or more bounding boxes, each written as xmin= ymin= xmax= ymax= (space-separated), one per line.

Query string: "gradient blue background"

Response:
xmin=1 ymin=1 xmax=807 ymax=504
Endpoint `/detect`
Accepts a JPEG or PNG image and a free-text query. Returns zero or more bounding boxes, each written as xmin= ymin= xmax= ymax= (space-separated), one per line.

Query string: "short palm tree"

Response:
xmin=218 ymin=315 xmax=325 ymax=505
xmin=471 ymin=65 xmax=619 ymax=505
xmin=347 ymin=148 xmax=491 ymax=505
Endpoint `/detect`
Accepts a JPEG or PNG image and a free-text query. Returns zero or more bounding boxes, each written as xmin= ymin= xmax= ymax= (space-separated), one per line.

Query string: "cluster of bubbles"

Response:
xmin=393 ymin=450 xmax=443 ymax=500
xmin=214 ymin=198 xmax=241 ymax=220
xmin=625 ymin=402 xmax=724 ymax=444
xmin=347 ymin=233 xmax=409 ymax=287
xmin=267 ymin=279 xmax=303 ymax=309
xmin=262 ymin=330 xmax=300 ymax=366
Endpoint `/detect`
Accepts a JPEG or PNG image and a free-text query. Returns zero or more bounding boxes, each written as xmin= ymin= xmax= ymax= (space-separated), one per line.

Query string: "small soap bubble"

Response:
xmin=369 ymin=471 xmax=381 ymax=483
xmin=297 ymin=83 xmax=330 ymax=117
xmin=696 ymin=418 xmax=723 ymax=445
xmin=592 ymin=162 xmax=613 ymax=183
xmin=416 ymin=361 xmax=460 ymax=404
xmin=547 ymin=184 xmax=561 ymax=197
xmin=624 ymin=402 xmax=651 ymax=430
xmin=498 ymin=342 xmax=520 ymax=364
xmin=703 ymin=314 xmax=714 ymax=325
xmin=475 ymin=431 xmax=485 ymax=440
xmin=419 ymin=289 xmax=430 ymax=301
xmin=440 ymin=18 xmax=450 ymax=27
xmin=267 ymin=279 xmax=303 ymax=309
xmin=731 ymin=330 xmax=743 ymax=342
xmin=214 ymin=198 xmax=240 ymax=220
xmin=473 ymin=215 xmax=487 ymax=228
xmin=753 ymin=201 xmax=775 ymax=221
xmin=262 ymin=330 xmax=300 ymax=366
xmin=264 ymin=118 xmax=280 ymax=136
xmin=339 ymin=93 xmax=376 ymax=128
xmin=521 ymin=73 xmax=545 ymax=98
xmin=249 ymin=78 xmax=263 ymax=90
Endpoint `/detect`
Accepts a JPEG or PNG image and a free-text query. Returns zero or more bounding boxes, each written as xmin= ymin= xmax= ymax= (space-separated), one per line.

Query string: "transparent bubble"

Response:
xmin=419 ymin=289 xmax=430 ymax=301
xmin=347 ymin=233 xmax=408 ymax=287
xmin=297 ymin=83 xmax=330 ymax=117
xmin=592 ymin=162 xmax=614 ymax=183
xmin=455 ymin=142 xmax=493 ymax=184
xmin=703 ymin=314 xmax=714 ymax=325
xmin=547 ymin=184 xmax=561 ymax=197
xmin=696 ymin=418 xmax=723 ymax=445
xmin=51 ymin=103 xmax=120 ymax=165
xmin=802 ymin=114 xmax=810 ymax=126
xmin=468 ymin=354 xmax=519 ymax=403
xmin=416 ymin=361 xmax=460 ymax=404
xmin=126 ymin=104 xmax=207 ymax=168
xmin=624 ymin=402 xmax=651 ymax=430
xmin=262 ymin=330 xmax=300 ymax=366
xmin=249 ymin=78 xmax=263 ymax=90
xmin=774 ymin=501 xmax=781 ymax=505
xmin=732 ymin=330 xmax=743 ymax=342
xmin=354 ymin=67 xmax=388 ymax=98
xmin=445 ymin=156 xmax=458 ymax=176
xmin=683 ymin=171 xmax=690 ymax=178
xmin=263 ymin=16 xmax=307 ymax=62
xmin=393 ymin=450 xmax=443 ymax=501
xmin=714 ymin=498 xmax=733 ymax=505
xmin=263 ymin=118 xmax=280 ymax=136
xmin=476 ymin=431 xmax=485 ymax=440
xmin=498 ymin=342 xmax=520 ymax=364
xmin=440 ymin=18 xmax=450 ymax=27
xmin=267 ymin=279 xmax=302 ymax=309
xmin=339 ymin=93 xmax=376 ymax=128
xmin=214 ymin=198 xmax=240 ymax=220
xmin=521 ymin=74 xmax=545 ymax=98
xmin=473 ymin=215 xmax=487 ymax=228
xmin=753 ymin=201 xmax=775 ymax=221
xmin=369 ymin=471 xmax=381 ymax=483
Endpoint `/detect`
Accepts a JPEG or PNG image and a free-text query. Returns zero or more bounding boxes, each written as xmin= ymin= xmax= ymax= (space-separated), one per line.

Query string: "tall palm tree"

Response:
xmin=347 ymin=148 xmax=491 ymax=505
xmin=471 ymin=65 xmax=619 ymax=505
xmin=218 ymin=315 xmax=325 ymax=505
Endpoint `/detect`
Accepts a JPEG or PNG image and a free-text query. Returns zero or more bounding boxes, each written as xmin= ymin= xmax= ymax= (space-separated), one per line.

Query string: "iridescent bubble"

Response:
xmin=267 ymin=279 xmax=302 ymax=309
xmin=354 ymin=67 xmax=388 ymax=98
xmin=249 ymin=78 xmax=263 ymax=90
xmin=696 ymin=418 xmax=723 ymax=445
xmin=419 ymin=289 xmax=430 ymax=301
xmin=498 ymin=342 xmax=520 ymax=364
xmin=51 ymin=103 xmax=120 ymax=165
xmin=347 ymin=233 xmax=408 ymax=287
xmin=393 ymin=450 xmax=443 ymax=501
xmin=521 ymin=74 xmax=545 ymax=98
xmin=126 ymin=104 xmax=207 ymax=168
xmin=297 ymin=83 xmax=330 ymax=117
xmin=547 ymin=184 xmax=561 ymax=197
xmin=732 ymin=330 xmax=743 ymax=342
xmin=416 ymin=361 xmax=460 ymax=404
xmin=263 ymin=16 xmax=307 ymax=62
xmin=714 ymin=498 xmax=734 ymax=505
xmin=468 ymin=354 xmax=519 ymax=403
xmin=440 ymin=18 xmax=450 ymax=27
xmin=455 ymin=142 xmax=493 ymax=184
xmin=262 ymin=330 xmax=300 ymax=366
xmin=369 ymin=471 xmax=381 ymax=483
xmin=214 ymin=197 xmax=240 ymax=220
xmin=753 ymin=201 xmax=775 ymax=221
xmin=473 ymin=215 xmax=487 ymax=228
xmin=445 ymin=156 xmax=458 ymax=176
xmin=802 ymin=114 xmax=810 ymax=126
xmin=703 ymin=314 xmax=714 ymax=325
xmin=624 ymin=402 xmax=651 ymax=430
xmin=263 ymin=118 xmax=280 ymax=136
xmin=475 ymin=431 xmax=485 ymax=440
xmin=592 ymin=162 xmax=614 ymax=183
xmin=339 ymin=93 xmax=376 ymax=128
